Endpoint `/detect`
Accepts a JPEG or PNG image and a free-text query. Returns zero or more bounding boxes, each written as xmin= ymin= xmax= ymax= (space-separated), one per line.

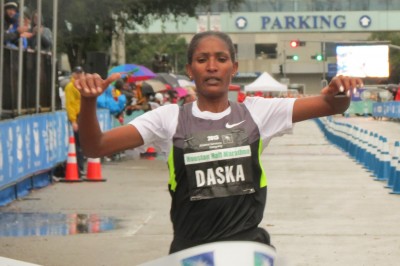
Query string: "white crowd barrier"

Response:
xmin=139 ymin=241 xmax=281 ymax=266
xmin=315 ymin=117 xmax=400 ymax=194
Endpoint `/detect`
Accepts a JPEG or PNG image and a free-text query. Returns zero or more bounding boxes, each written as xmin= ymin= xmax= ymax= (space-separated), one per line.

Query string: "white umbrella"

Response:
xmin=143 ymin=79 xmax=167 ymax=93
xmin=178 ymin=79 xmax=195 ymax=88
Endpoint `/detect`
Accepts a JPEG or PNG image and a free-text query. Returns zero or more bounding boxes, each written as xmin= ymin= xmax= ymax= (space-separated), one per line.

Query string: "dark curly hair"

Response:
xmin=187 ymin=31 xmax=236 ymax=65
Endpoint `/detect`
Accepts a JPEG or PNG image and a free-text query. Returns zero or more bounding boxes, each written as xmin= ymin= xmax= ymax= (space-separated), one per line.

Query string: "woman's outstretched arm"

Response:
xmin=293 ymin=75 xmax=363 ymax=123
xmin=75 ymin=73 xmax=144 ymax=158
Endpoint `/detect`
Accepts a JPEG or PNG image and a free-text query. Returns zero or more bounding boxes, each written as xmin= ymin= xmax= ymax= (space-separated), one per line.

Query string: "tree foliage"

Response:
xmin=369 ymin=32 xmax=400 ymax=83
xmin=125 ymin=34 xmax=188 ymax=74
xmin=35 ymin=0 xmax=243 ymax=69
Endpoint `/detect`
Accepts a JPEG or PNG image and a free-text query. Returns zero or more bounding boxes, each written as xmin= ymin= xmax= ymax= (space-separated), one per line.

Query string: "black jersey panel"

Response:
xmin=169 ymin=102 xmax=267 ymax=241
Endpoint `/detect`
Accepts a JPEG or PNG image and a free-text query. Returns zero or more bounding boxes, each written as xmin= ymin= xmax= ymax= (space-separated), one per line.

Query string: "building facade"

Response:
xmin=136 ymin=0 xmax=400 ymax=94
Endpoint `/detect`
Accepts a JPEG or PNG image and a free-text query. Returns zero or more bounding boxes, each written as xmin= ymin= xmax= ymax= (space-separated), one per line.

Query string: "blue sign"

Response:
xmin=327 ymin=63 xmax=338 ymax=77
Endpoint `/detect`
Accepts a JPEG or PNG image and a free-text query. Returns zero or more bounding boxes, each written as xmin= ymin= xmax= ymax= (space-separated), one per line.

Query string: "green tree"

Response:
xmin=369 ymin=32 xmax=400 ymax=83
xmin=37 ymin=0 xmax=243 ymax=69
xmin=125 ymin=34 xmax=188 ymax=74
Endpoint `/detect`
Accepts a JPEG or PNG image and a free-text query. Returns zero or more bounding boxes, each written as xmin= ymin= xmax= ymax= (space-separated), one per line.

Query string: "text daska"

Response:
xmin=195 ymin=165 xmax=245 ymax=187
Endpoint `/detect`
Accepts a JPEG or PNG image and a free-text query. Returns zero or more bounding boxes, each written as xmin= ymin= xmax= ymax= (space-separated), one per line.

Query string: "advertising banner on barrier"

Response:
xmin=97 ymin=109 xmax=112 ymax=131
xmin=0 ymin=122 xmax=14 ymax=188
xmin=373 ymin=102 xmax=400 ymax=118
xmin=0 ymin=110 xmax=111 ymax=190
xmin=31 ymin=115 xmax=47 ymax=174
xmin=14 ymin=117 xmax=29 ymax=180
xmin=55 ymin=112 xmax=69 ymax=163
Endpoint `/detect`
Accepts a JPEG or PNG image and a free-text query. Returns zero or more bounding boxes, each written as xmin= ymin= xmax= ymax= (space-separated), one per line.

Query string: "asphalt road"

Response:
xmin=1 ymin=117 xmax=400 ymax=266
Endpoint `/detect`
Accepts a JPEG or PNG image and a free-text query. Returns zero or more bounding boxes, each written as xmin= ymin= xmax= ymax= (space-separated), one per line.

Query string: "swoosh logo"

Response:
xmin=225 ymin=120 xmax=245 ymax=129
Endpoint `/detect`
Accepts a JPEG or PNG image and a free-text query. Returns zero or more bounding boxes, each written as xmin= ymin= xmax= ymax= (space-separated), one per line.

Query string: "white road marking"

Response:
xmin=124 ymin=214 xmax=154 ymax=237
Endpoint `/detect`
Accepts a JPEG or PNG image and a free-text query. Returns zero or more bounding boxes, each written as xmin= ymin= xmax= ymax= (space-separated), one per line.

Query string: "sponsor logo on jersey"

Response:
xmin=225 ymin=120 xmax=245 ymax=129
xmin=207 ymin=135 xmax=220 ymax=141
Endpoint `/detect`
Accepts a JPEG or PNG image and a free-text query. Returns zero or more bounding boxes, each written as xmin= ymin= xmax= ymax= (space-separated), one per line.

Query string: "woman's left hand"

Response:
xmin=321 ymin=75 xmax=364 ymax=97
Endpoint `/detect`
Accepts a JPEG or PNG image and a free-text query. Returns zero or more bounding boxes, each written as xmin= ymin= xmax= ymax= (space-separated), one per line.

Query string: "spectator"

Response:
xmin=124 ymin=81 xmax=152 ymax=113
xmin=3 ymin=0 xmax=29 ymax=47
xmin=183 ymin=87 xmax=197 ymax=104
xmin=395 ymin=85 xmax=400 ymax=101
xmin=96 ymin=79 xmax=127 ymax=124
xmin=64 ymin=66 xmax=86 ymax=178
xmin=6 ymin=9 xmax=33 ymax=49
xmin=27 ymin=10 xmax=53 ymax=52
xmin=58 ymin=75 xmax=70 ymax=109
xmin=151 ymin=53 xmax=162 ymax=73
xmin=148 ymin=94 xmax=161 ymax=110
xmin=154 ymin=92 xmax=164 ymax=105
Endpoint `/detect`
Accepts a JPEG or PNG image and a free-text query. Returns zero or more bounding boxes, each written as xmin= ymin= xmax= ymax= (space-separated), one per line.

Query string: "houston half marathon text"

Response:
xmin=185 ymin=148 xmax=251 ymax=164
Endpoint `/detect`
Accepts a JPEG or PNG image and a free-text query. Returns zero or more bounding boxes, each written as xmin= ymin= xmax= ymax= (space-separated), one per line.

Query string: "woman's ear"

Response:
xmin=233 ymin=62 xmax=239 ymax=75
xmin=185 ymin=64 xmax=192 ymax=80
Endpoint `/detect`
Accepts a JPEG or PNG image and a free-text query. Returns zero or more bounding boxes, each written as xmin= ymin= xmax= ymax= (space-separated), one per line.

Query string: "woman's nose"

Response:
xmin=206 ymin=59 xmax=218 ymax=72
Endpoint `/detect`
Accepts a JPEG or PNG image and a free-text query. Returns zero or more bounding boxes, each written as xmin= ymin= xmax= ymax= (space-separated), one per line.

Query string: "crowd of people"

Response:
xmin=3 ymin=0 xmax=53 ymax=52
xmin=97 ymin=76 xmax=198 ymax=125
xmin=61 ymin=65 xmax=198 ymax=168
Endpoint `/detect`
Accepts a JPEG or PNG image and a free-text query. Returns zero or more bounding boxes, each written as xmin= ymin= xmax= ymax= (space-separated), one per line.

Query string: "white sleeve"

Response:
xmin=128 ymin=104 xmax=179 ymax=152
xmin=244 ymin=97 xmax=295 ymax=146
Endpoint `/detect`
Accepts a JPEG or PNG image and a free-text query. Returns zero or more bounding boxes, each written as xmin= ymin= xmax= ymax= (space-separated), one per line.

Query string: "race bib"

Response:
xmin=183 ymin=128 xmax=255 ymax=201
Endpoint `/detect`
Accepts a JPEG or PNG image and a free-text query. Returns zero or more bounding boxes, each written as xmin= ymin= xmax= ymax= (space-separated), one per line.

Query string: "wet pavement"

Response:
xmin=0 ymin=212 xmax=116 ymax=237
xmin=0 ymin=117 xmax=399 ymax=266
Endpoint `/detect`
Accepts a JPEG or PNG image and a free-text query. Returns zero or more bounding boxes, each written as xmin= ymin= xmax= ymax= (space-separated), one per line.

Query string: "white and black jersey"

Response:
xmin=129 ymin=97 xmax=295 ymax=251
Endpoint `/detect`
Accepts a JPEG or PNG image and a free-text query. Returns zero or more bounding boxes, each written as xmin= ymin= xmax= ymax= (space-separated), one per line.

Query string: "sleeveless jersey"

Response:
xmin=167 ymin=101 xmax=267 ymax=242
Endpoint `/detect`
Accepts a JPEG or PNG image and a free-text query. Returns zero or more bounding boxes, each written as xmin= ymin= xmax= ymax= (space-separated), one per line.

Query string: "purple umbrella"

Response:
xmin=108 ymin=64 xmax=156 ymax=82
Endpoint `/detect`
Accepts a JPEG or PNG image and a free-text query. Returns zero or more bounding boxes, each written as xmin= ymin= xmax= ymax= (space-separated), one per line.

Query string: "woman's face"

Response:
xmin=186 ymin=36 xmax=238 ymax=99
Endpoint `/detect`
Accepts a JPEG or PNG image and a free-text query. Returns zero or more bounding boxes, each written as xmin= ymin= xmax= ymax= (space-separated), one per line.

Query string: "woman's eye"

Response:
xmin=197 ymin=58 xmax=207 ymax=63
xmin=218 ymin=57 xmax=228 ymax=62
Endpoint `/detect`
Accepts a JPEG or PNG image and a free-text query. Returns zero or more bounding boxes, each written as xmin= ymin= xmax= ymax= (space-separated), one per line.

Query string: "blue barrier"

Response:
xmin=390 ymin=165 xmax=400 ymax=194
xmin=386 ymin=141 xmax=400 ymax=188
xmin=372 ymin=101 xmax=400 ymax=119
xmin=0 ymin=109 xmax=112 ymax=206
xmin=315 ymin=117 xmax=400 ymax=195
xmin=375 ymin=137 xmax=391 ymax=181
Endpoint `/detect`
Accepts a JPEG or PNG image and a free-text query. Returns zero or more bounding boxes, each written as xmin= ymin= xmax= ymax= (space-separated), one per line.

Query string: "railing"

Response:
xmin=1 ymin=47 xmax=56 ymax=119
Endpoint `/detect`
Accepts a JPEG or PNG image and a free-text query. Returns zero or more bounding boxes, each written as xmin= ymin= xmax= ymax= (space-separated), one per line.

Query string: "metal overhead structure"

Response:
xmin=0 ymin=0 xmax=58 ymax=118
xmin=0 ymin=0 xmax=4 ymax=117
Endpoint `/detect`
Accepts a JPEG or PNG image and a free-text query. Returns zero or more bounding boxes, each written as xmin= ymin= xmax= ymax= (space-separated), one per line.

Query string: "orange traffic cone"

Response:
xmin=84 ymin=158 xmax=106 ymax=182
xmin=61 ymin=136 xmax=82 ymax=182
xmin=146 ymin=146 xmax=156 ymax=154
xmin=141 ymin=146 xmax=157 ymax=160
xmin=89 ymin=214 xmax=101 ymax=233
xmin=68 ymin=213 xmax=78 ymax=235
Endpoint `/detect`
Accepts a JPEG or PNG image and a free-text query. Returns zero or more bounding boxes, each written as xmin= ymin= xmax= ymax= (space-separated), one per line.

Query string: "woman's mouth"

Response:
xmin=205 ymin=77 xmax=221 ymax=85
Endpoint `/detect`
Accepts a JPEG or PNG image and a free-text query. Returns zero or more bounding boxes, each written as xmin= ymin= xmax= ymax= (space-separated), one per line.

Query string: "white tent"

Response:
xmin=244 ymin=72 xmax=287 ymax=92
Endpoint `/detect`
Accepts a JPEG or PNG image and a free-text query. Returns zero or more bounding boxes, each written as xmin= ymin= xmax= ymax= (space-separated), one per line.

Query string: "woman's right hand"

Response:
xmin=74 ymin=73 xmax=121 ymax=98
